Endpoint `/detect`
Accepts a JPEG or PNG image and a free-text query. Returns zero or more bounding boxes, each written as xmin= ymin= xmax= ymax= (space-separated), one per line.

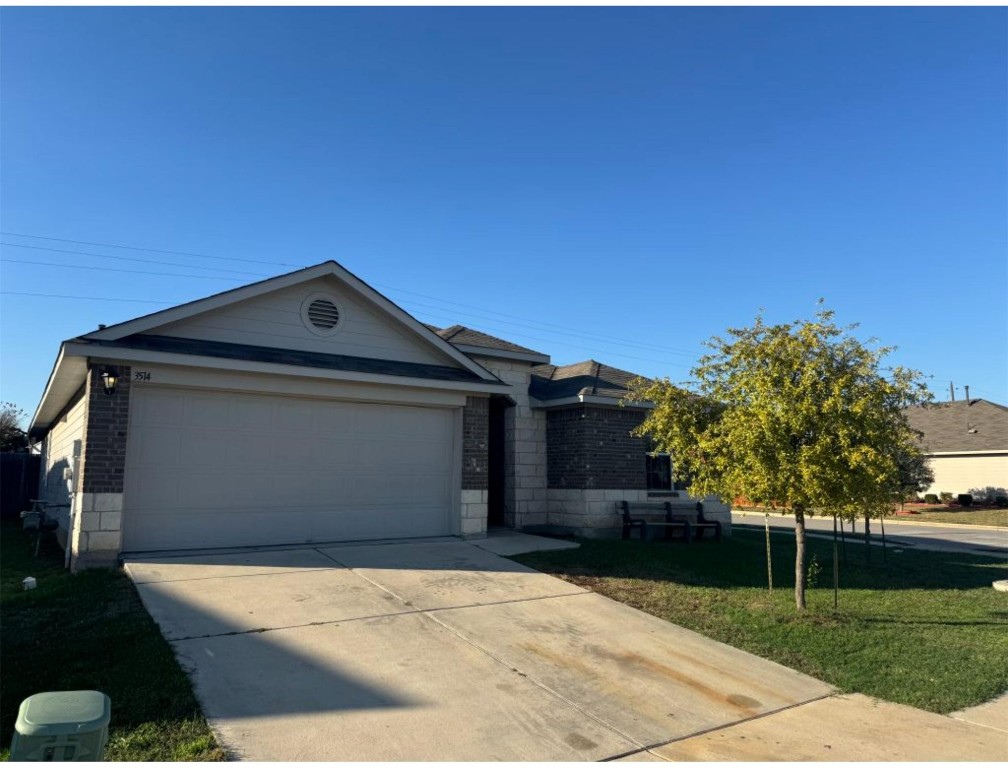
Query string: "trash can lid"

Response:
xmin=16 ymin=691 xmax=111 ymax=736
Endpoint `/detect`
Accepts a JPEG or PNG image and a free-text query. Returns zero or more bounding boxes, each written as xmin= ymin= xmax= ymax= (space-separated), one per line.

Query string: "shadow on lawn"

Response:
xmin=519 ymin=530 xmax=1007 ymax=593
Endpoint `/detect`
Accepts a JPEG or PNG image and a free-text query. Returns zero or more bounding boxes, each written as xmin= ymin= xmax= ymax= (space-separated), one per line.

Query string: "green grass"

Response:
xmin=513 ymin=529 xmax=1008 ymax=713
xmin=894 ymin=507 xmax=1008 ymax=527
xmin=0 ymin=521 xmax=225 ymax=761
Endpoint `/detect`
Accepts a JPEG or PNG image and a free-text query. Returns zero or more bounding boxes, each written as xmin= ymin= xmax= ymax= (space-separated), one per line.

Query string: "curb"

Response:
xmin=730 ymin=510 xmax=1006 ymax=533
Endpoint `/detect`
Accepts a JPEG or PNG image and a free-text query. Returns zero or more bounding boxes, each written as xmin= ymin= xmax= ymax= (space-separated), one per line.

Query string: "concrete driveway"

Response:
xmin=125 ymin=535 xmax=833 ymax=760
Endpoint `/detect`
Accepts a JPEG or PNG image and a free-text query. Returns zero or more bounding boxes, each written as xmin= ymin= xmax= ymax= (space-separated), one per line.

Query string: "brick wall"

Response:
xmin=547 ymin=405 xmax=647 ymax=489
xmin=80 ymin=364 xmax=131 ymax=494
xmin=462 ymin=395 xmax=489 ymax=491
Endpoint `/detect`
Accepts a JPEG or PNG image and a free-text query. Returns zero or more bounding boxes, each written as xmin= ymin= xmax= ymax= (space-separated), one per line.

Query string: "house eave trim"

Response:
xmin=457 ymin=345 xmax=551 ymax=365
xmin=529 ymin=394 xmax=654 ymax=410
xmin=68 ymin=342 xmax=514 ymax=395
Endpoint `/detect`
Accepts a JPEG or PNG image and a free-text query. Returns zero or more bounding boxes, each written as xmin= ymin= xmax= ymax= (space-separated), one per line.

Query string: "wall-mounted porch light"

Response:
xmin=101 ymin=367 xmax=119 ymax=396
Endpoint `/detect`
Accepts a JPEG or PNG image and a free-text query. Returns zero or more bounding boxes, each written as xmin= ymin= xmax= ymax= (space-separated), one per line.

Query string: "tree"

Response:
xmin=894 ymin=442 xmax=934 ymax=511
xmin=627 ymin=306 xmax=931 ymax=611
xmin=0 ymin=402 xmax=29 ymax=452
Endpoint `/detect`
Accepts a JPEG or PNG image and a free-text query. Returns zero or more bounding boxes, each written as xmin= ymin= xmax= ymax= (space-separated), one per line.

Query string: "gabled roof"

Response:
xmin=428 ymin=325 xmax=550 ymax=364
xmin=530 ymin=360 xmax=646 ymax=402
xmin=905 ymin=399 xmax=1008 ymax=453
xmin=30 ymin=262 xmax=508 ymax=436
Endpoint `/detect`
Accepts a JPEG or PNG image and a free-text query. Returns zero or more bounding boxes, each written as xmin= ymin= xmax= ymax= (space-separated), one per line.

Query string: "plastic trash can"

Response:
xmin=10 ymin=690 xmax=111 ymax=761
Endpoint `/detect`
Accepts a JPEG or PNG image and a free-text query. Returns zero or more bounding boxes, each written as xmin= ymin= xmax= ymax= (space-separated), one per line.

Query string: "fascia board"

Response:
xmin=927 ymin=450 xmax=1008 ymax=457
xmin=456 ymin=345 xmax=551 ymax=365
xmin=29 ymin=345 xmax=89 ymax=436
xmin=71 ymin=342 xmax=513 ymax=396
xmin=529 ymin=394 xmax=654 ymax=410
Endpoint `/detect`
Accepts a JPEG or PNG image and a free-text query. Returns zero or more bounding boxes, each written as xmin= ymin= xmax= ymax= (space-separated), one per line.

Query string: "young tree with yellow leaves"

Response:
xmin=628 ymin=307 xmax=930 ymax=611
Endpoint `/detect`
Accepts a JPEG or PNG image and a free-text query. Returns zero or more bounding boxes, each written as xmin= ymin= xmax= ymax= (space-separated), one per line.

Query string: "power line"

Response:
xmin=1 ymin=291 xmax=174 ymax=305
xmin=0 ymin=243 xmax=271 ymax=278
xmin=2 ymin=230 xmax=706 ymax=358
xmin=1 ymin=258 xmax=252 ymax=281
xmin=1 ymin=230 xmax=306 ymax=269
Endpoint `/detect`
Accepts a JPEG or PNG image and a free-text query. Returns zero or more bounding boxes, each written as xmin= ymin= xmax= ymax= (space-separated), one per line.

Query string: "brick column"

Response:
xmin=73 ymin=364 xmax=131 ymax=570
xmin=460 ymin=396 xmax=489 ymax=537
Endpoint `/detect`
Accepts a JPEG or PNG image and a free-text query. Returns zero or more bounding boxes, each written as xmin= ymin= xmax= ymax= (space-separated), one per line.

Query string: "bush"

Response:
xmin=957 ymin=494 xmax=973 ymax=507
xmin=968 ymin=486 xmax=1008 ymax=506
xmin=939 ymin=492 xmax=954 ymax=504
xmin=924 ymin=493 xmax=940 ymax=505
xmin=997 ymin=496 xmax=1008 ymax=509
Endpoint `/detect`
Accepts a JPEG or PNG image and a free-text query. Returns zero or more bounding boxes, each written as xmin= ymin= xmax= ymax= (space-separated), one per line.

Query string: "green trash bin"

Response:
xmin=10 ymin=691 xmax=111 ymax=761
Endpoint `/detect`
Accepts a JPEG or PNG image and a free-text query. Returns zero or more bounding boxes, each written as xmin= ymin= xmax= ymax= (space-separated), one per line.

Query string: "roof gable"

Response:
xmin=81 ymin=262 xmax=498 ymax=382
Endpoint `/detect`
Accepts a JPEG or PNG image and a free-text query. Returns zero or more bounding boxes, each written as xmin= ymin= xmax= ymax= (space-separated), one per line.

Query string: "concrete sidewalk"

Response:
xmin=639 ymin=693 xmax=1007 ymax=761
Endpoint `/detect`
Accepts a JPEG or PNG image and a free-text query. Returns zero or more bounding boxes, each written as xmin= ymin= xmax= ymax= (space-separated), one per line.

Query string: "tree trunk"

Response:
xmin=794 ymin=507 xmax=807 ymax=611
xmin=864 ymin=513 xmax=871 ymax=562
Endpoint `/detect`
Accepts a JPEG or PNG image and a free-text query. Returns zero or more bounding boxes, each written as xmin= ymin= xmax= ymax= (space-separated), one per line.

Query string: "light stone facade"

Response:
xmin=472 ymin=357 xmax=549 ymax=529
xmin=71 ymin=491 xmax=124 ymax=570
xmin=460 ymin=489 xmax=488 ymax=537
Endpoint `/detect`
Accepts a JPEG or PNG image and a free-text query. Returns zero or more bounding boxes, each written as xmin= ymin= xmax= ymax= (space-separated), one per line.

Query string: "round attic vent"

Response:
xmin=301 ymin=293 xmax=343 ymax=336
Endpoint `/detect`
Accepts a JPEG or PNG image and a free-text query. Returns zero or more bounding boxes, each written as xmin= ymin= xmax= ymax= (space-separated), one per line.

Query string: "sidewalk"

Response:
xmin=640 ymin=693 xmax=1008 ymax=761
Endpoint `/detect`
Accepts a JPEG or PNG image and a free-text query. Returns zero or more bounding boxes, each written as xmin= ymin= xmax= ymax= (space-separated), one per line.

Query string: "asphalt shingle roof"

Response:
xmin=82 ymin=334 xmax=487 ymax=383
xmin=428 ymin=325 xmax=547 ymax=357
xmin=529 ymin=360 xmax=646 ymax=401
xmin=905 ymin=399 xmax=1008 ymax=453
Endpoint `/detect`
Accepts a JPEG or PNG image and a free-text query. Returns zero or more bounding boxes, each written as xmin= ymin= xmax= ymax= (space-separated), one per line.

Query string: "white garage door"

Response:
xmin=123 ymin=386 xmax=456 ymax=552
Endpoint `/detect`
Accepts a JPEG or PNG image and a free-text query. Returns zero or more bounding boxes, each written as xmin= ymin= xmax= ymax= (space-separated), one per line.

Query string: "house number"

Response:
xmin=134 ymin=371 xmax=152 ymax=382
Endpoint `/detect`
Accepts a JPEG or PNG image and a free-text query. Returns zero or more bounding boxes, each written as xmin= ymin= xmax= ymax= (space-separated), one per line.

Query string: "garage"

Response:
xmin=123 ymin=386 xmax=457 ymax=552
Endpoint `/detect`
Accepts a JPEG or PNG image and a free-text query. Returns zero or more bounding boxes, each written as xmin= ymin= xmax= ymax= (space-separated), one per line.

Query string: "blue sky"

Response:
xmin=2 ymin=7 xmax=1006 ymax=422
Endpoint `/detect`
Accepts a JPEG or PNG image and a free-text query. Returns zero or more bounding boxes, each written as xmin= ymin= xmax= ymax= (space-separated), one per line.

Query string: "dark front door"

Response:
xmin=487 ymin=395 xmax=510 ymax=527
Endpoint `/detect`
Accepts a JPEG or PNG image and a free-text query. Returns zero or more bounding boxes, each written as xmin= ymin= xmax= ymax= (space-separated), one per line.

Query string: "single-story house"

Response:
xmin=904 ymin=398 xmax=1008 ymax=497
xmin=29 ymin=261 xmax=729 ymax=570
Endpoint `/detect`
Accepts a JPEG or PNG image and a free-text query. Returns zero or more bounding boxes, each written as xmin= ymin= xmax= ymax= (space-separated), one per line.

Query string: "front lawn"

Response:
xmin=0 ymin=520 xmax=224 ymax=761
xmin=893 ymin=507 xmax=1008 ymax=527
xmin=513 ymin=529 xmax=1008 ymax=713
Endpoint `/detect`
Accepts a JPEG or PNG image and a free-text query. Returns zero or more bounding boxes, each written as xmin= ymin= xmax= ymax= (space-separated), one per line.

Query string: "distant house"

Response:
xmin=904 ymin=399 xmax=1008 ymax=496
xmin=28 ymin=261 xmax=728 ymax=570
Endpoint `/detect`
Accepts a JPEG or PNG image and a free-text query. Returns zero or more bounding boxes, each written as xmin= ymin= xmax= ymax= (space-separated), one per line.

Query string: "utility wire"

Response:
xmin=0 ymin=258 xmax=249 ymax=281
xmin=0 ymin=242 xmax=272 ymax=278
xmin=1 ymin=230 xmax=306 ymax=269
xmin=2 ymin=230 xmax=706 ymax=357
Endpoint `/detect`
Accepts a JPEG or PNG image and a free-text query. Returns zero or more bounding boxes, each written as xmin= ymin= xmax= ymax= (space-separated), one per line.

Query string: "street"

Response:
xmin=731 ymin=511 xmax=1007 ymax=559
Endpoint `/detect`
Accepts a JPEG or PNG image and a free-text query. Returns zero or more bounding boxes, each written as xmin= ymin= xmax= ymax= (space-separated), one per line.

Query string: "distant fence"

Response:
xmin=1 ymin=453 xmax=41 ymax=520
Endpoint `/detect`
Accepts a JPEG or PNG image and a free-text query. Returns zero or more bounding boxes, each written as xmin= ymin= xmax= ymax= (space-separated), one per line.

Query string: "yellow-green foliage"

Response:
xmin=628 ymin=307 xmax=931 ymax=520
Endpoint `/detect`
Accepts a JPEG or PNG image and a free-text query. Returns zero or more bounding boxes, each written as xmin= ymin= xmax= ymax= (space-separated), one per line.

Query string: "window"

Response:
xmin=646 ymin=453 xmax=672 ymax=493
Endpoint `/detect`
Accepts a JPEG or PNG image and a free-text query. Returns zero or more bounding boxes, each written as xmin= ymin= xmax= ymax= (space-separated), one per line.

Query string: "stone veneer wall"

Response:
xmin=460 ymin=396 xmax=489 ymax=537
xmin=72 ymin=364 xmax=131 ymax=570
xmin=471 ymin=358 xmax=548 ymax=529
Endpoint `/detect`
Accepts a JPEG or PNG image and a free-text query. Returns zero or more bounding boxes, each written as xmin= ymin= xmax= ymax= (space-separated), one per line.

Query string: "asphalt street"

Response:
xmin=731 ymin=511 xmax=1007 ymax=559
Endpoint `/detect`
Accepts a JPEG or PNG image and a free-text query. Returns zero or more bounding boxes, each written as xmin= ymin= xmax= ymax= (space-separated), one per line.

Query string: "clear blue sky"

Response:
xmin=2 ymin=7 xmax=1006 ymax=423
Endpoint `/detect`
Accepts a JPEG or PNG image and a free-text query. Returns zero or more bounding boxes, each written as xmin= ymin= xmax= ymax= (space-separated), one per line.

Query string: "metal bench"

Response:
xmin=619 ymin=499 xmax=722 ymax=543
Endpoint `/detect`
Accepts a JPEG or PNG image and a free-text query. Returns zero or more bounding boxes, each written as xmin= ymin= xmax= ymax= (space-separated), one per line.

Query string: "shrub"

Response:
xmin=997 ymin=496 xmax=1008 ymax=509
xmin=957 ymin=494 xmax=973 ymax=507
xmin=924 ymin=493 xmax=939 ymax=505
xmin=968 ymin=486 xmax=1008 ymax=506
xmin=939 ymin=492 xmax=954 ymax=504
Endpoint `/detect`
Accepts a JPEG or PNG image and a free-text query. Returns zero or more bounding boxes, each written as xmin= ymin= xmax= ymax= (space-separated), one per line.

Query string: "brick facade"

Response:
xmin=546 ymin=405 xmax=647 ymax=489
xmin=461 ymin=395 xmax=489 ymax=491
xmin=80 ymin=364 xmax=131 ymax=494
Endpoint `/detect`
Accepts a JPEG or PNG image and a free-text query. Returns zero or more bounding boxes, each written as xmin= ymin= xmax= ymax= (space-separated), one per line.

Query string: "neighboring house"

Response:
xmin=904 ymin=399 xmax=1008 ymax=497
xmin=29 ymin=261 xmax=728 ymax=570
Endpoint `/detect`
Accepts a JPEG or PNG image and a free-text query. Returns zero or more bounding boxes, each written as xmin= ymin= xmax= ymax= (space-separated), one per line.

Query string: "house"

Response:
xmin=29 ymin=261 xmax=729 ymax=570
xmin=904 ymin=399 xmax=1008 ymax=497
